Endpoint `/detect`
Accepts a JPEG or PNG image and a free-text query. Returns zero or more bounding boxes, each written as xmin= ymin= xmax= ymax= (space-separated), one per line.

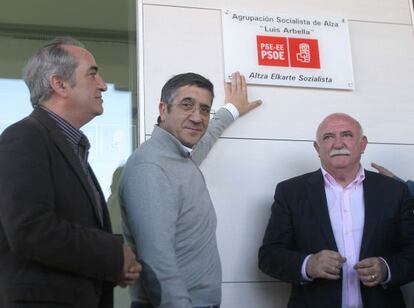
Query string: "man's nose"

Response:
xmin=333 ymin=137 xmax=345 ymax=148
xmin=97 ymin=74 xmax=107 ymax=92
xmin=189 ymin=108 xmax=202 ymax=122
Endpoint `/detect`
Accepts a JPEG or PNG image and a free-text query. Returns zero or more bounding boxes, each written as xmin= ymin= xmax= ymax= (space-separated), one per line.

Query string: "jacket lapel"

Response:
xmin=88 ymin=165 xmax=111 ymax=230
xmin=359 ymin=171 xmax=381 ymax=258
xmin=30 ymin=108 xmax=104 ymax=227
xmin=306 ymin=170 xmax=338 ymax=251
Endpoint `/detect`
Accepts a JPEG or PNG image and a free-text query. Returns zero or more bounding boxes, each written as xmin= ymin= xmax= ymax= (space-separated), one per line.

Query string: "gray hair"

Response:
xmin=160 ymin=72 xmax=214 ymax=105
xmin=22 ymin=37 xmax=84 ymax=107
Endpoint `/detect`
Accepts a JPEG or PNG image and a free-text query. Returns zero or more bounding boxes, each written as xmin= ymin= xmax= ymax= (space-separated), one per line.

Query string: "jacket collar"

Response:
xmin=306 ymin=169 xmax=382 ymax=258
xmin=30 ymin=108 xmax=106 ymax=228
xmin=152 ymin=125 xmax=192 ymax=158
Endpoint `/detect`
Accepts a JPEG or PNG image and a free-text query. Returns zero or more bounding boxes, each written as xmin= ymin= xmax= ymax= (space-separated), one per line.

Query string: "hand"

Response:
xmin=306 ymin=250 xmax=346 ymax=280
xmin=118 ymin=245 xmax=142 ymax=287
xmin=224 ymin=71 xmax=262 ymax=116
xmin=371 ymin=162 xmax=395 ymax=178
xmin=354 ymin=257 xmax=387 ymax=287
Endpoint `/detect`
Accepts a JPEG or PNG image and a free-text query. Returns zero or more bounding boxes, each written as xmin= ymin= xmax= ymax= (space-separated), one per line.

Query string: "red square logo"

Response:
xmin=288 ymin=38 xmax=320 ymax=69
xmin=256 ymin=36 xmax=289 ymax=67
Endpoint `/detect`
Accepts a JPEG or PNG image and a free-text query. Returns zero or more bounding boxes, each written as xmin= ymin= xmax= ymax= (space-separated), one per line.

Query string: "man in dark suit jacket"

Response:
xmin=259 ymin=113 xmax=414 ymax=308
xmin=0 ymin=37 xmax=141 ymax=307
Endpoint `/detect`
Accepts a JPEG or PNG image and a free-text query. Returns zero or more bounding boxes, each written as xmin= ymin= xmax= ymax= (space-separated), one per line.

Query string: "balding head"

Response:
xmin=316 ymin=113 xmax=364 ymax=144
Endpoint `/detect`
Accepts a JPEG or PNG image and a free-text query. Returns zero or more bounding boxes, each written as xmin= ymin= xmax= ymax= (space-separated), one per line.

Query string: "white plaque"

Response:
xmin=222 ymin=9 xmax=355 ymax=90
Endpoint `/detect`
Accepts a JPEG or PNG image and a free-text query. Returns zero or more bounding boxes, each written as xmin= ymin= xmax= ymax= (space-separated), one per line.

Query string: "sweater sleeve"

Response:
xmin=191 ymin=107 xmax=234 ymax=165
xmin=119 ymin=162 xmax=193 ymax=308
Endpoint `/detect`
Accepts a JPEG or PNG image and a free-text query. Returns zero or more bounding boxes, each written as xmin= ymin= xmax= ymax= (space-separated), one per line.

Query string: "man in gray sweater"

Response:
xmin=119 ymin=72 xmax=261 ymax=308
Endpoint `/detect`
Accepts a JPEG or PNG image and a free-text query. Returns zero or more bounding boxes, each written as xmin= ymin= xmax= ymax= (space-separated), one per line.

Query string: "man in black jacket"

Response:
xmin=0 ymin=37 xmax=141 ymax=308
xmin=259 ymin=113 xmax=414 ymax=308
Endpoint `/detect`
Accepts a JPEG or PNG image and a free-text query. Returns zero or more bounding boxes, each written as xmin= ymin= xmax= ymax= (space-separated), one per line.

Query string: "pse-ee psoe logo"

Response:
xmin=256 ymin=35 xmax=320 ymax=69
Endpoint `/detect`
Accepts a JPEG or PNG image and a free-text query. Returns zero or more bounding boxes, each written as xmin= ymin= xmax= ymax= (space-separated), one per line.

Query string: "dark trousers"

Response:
xmin=131 ymin=302 xmax=220 ymax=308
xmin=130 ymin=303 xmax=153 ymax=308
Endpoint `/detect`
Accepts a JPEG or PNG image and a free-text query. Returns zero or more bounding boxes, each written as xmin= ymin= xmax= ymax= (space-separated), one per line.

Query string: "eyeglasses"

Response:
xmin=175 ymin=99 xmax=212 ymax=117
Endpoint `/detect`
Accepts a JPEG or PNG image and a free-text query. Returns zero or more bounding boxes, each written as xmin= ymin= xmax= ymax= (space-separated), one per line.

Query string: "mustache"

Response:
xmin=329 ymin=148 xmax=351 ymax=157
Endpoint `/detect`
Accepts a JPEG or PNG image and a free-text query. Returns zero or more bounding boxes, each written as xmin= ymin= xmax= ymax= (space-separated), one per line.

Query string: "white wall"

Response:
xmin=138 ymin=0 xmax=414 ymax=306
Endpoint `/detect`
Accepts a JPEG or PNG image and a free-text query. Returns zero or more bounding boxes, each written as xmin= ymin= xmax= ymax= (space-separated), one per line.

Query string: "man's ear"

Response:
xmin=159 ymin=101 xmax=167 ymax=123
xmin=313 ymin=141 xmax=320 ymax=157
xmin=360 ymin=136 xmax=368 ymax=154
xmin=49 ymin=75 xmax=68 ymax=96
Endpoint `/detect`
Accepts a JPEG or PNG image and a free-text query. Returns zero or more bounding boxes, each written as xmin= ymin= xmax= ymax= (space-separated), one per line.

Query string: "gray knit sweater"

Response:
xmin=119 ymin=108 xmax=234 ymax=307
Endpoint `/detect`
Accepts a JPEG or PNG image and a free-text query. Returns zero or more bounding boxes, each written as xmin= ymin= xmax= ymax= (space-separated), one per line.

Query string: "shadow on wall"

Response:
xmin=106 ymin=164 xmax=131 ymax=308
xmin=107 ymin=165 xmax=125 ymax=235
